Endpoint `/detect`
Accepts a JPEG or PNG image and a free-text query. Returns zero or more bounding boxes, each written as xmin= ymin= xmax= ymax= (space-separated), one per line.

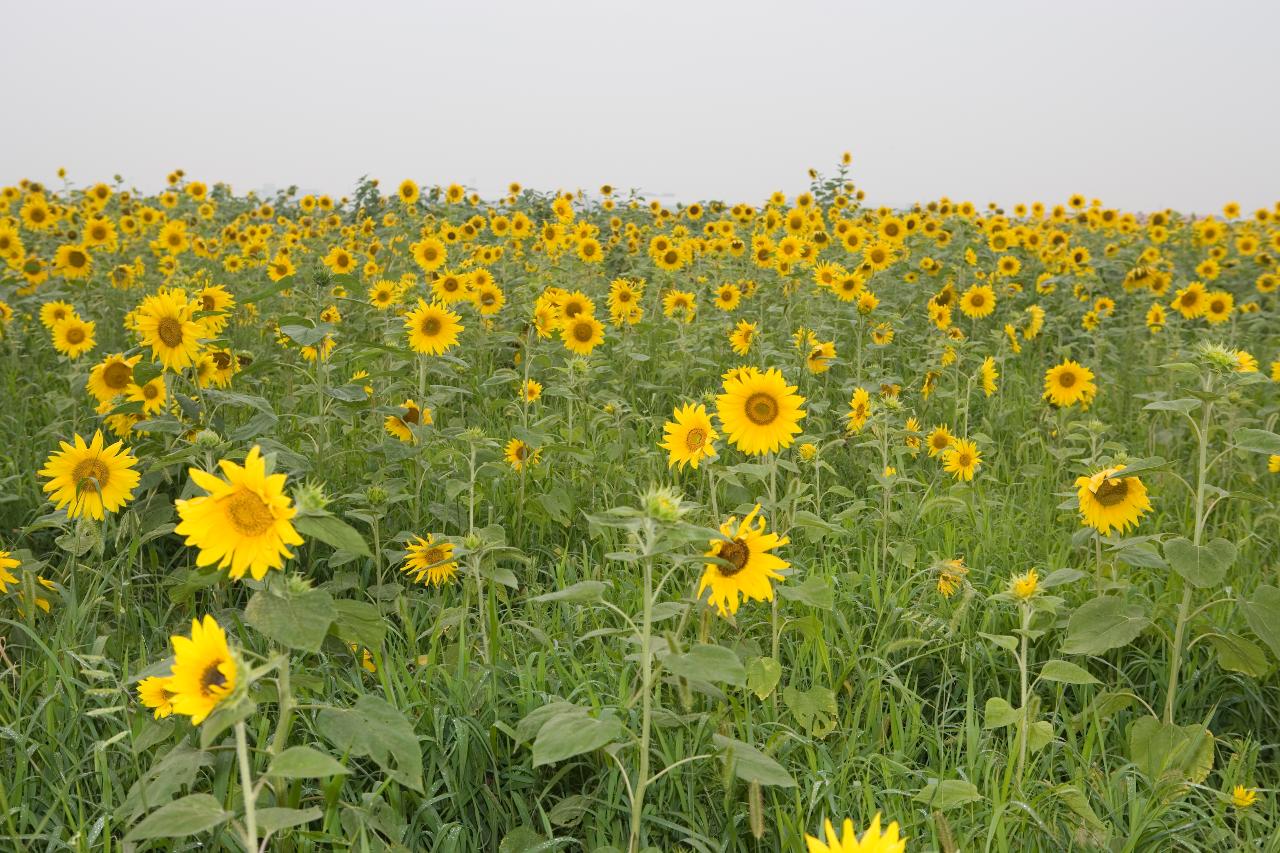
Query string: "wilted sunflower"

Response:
xmin=504 ymin=438 xmax=541 ymax=472
xmin=39 ymin=431 xmax=140 ymax=520
xmin=698 ymin=504 xmax=789 ymax=617
xmin=404 ymin=299 xmax=463 ymax=355
xmin=51 ymin=315 xmax=96 ymax=359
xmin=561 ymin=313 xmax=605 ymax=356
xmin=942 ymin=438 xmax=982 ymax=481
xmin=166 ymin=615 xmax=237 ymax=725
xmin=384 ymin=399 xmax=431 ymax=442
xmin=135 ymin=289 xmax=204 ymax=371
xmin=660 ymin=403 xmax=718 ymax=470
xmin=716 ymin=367 xmax=806 ymax=455
xmin=936 ymin=557 xmax=969 ymax=598
xmin=1075 ymin=465 xmax=1151 ymax=535
xmin=401 ymin=534 xmax=458 ymax=587
xmin=1043 ymin=359 xmax=1097 ymax=408
xmin=805 ymin=813 xmax=905 ymax=853
xmin=174 ymin=446 xmax=304 ymax=581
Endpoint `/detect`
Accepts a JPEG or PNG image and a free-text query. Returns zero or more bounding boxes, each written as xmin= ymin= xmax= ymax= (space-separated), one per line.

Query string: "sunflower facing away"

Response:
xmin=698 ymin=504 xmax=789 ymax=617
xmin=135 ymin=288 xmax=204 ymax=371
xmin=1075 ymin=465 xmax=1152 ymax=535
xmin=805 ymin=813 xmax=906 ymax=853
xmin=401 ymin=534 xmax=459 ymax=587
xmin=716 ymin=367 xmax=806 ymax=456
xmin=165 ymin=615 xmax=238 ymax=725
xmin=660 ymin=403 xmax=719 ymax=470
xmin=405 ymin=299 xmax=463 ymax=355
xmin=1043 ymin=359 xmax=1097 ymax=408
xmin=174 ymin=446 xmax=304 ymax=580
xmin=39 ymin=431 xmax=140 ymax=520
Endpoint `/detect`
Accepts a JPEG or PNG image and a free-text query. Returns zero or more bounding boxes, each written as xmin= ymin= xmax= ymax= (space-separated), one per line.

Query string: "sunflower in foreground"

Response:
xmin=805 ymin=813 xmax=906 ymax=853
xmin=401 ymin=534 xmax=458 ymax=587
xmin=1043 ymin=359 xmax=1097 ymax=408
xmin=505 ymin=438 xmax=541 ymax=472
xmin=942 ymin=438 xmax=982 ymax=481
xmin=165 ymin=615 xmax=238 ymax=725
xmin=561 ymin=313 xmax=605 ymax=356
xmin=404 ymin=299 xmax=463 ymax=355
xmin=716 ymin=367 xmax=806 ymax=456
xmin=660 ymin=403 xmax=718 ymax=470
xmin=698 ymin=504 xmax=789 ymax=617
xmin=1075 ymin=465 xmax=1151 ymax=535
xmin=384 ymin=399 xmax=431 ymax=443
xmin=174 ymin=446 xmax=304 ymax=581
xmin=135 ymin=289 xmax=205 ymax=371
xmin=39 ymin=431 xmax=140 ymax=520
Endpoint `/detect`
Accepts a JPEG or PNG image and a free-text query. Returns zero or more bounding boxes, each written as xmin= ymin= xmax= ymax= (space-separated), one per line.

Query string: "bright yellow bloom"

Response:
xmin=698 ymin=505 xmax=789 ymax=617
xmin=39 ymin=431 xmax=140 ymax=520
xmin=716 ymin=367 xmax=806 ymax=456
xmin=166 ymin=615 xmax=237 ymax=725
xmin=660 ymin=403 xmax=718 ymax=470
xmin=1075 ymin=465 xmax=1152 ymax=535
xmin=805 ymin=813 xmax=906 ymax=853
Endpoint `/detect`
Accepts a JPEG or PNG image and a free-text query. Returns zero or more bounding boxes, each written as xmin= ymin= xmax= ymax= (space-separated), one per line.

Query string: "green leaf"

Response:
xmin=1027 ymin=719 xmax=1055 ymax=753
xmin=979 ymin=632 xmax=1018 ymax=652
xmin=1039 ymin=659 xmax=1100 ymax=685
xmin=1143 ymin=399 xmax=1200 ymax=414
xmin=330 ymin=598 xmax=386 ymax=649
xmin=1206 ymin=633 xmax=1272 ymax=678
xmin=1052 ymin=784 xmax=1107 ymax=831
xmin=745 ymin=656 xmax=782 ymax=700
xmin=531 ymin=710 xmax=622 ymax=767
xmin=775 ymin=575 xmax=834 ymax=610
xmin=499 ymin=826 xmax=567 ymax=853
xmin=244 ymin=587 xmax=335 ymax=653
xmin=531 ymin=580 xmax=610 ymax=604
xmin=317 ymin=695 xmax=423 ymax=792
xmin=913 ymin=779 xmax=983 ymax=810
xmin=268 ymin=745 xmax=350 ymax=778
xmin=125 ymin=794 xmax=229 ymax=842
xmin=664 ymin=644 xmax=746 ymax=687
xmin=1235 ymin=428 xmax=1280 ymax=455
xmin=1241 ymin=584 xmax=1280 ymax=662
xmin=514 ymin=701 xmax=582 ymax=745
xmin=782 ymin=684 xmax=838 ymax=737
xmin=712 ymin=734 xmax=796 ymax=787
xmin=1163 ymin=537 xmax=1236 ymax=588
xmin=1061 ymin=596 xmax=1150 ymax=655
xmin=294 ymin=513 xmax=371 ymax=556
xmin=1127 ymin=715 xmax=1214 ymax=784
xmin=983 ymin=696 xmax=1018 ymax=729
xmin=1111 ymin=542 xmax=1167 ymax=570
xmin=255 ymin=806 xmax=323 ymax=836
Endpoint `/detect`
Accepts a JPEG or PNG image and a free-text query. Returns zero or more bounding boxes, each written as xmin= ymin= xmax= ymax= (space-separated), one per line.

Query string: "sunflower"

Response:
xmin=126 ymin=376 xmax=167 ymax=415
xmin=0 ymin=550 xmax=20 ymax=593
xmin=715 ymin=282 xmax=742 ymax=311
xmin=401 ymin=534 xmax=458 ymax=587
xmin=51 ymin=315 xmax=96 ymax=359
xmin=398 ymin=179 xmax=420 ymax=205
xmin=472 ymin=281 xmax=506 ymax=315
xmin=137 ymin=676 xmax=176 ymax=719
xmin=1171 ymin=281 xmax=1207 ymax=318
xmin=384 ymin=399 xmax=431 ymax=442
xmin=411 ymin=236 xmax=448 ymax=272
xmin=504 ymin=438 xmax=541 ymax=472
xmin=53 ymin=243 xmax=93 ymax=280
xmin=1075 ymin=465 xmax=1151 ymax=535
xmin=980 ymin=355 xmax=998 ymax=396
xmin=1204 ymin=290 xmax=1233 ymax=324
xmin=166 ymin=615 xmax=237 ymax=725
xmin=559 ymin=291 xmax=595 ymax=321
xmin=728 ymin=320 xmax=756 ymax=356
xmin=267 ymin=252 xmax=296 ymax=282
xmin=845 ymin=387 xmax=872 ymax=433
xmin=87 ymin=353 xmax=141 ymax=403
xmin=173 ymin=446 xmax=304 ymax=581
xmin=39 ymin=431 xmax=140 ymax=520
xmin=135 ymin=289 xmax=204 ymax=371
xmin=717 ymin=367 xmax=806 ymax=455
xmin=959 ymin=284 xmax=996 ymax=319
xmin=660 ymin=403 xmax=718 ymax=470
xmin=806 ymin=341 xmax=836 ymax=374
xmin=1043 ymin=359 xmax=1097 ymax=408
xmin=561 ymin=313 xmax=604 ymax=356
xmin=433 ymin=270 xmax=470 ymax=303
xmin=942 ymin=438 xmax=981 ymax=481
xmin=368 ymin=280 xmax=398 ymax=309
xmin=804 ymin=814 xmax=905 ymax=853
xmin=404 ymin=299 xmax=463 ymax=355
xmin=698 ymin=505 xmax=789 ymax=617
xmin=519 ymin=380 xmax=543 ymax=403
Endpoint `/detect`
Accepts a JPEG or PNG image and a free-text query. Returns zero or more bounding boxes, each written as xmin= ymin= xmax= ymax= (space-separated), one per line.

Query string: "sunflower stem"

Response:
xmin=234 ymin=720 xmax=258 ymax=853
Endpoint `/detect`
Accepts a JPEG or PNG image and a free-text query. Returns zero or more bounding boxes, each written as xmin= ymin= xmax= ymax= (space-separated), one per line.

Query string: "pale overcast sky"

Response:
xmin=4 ymin=0 xmax=1277 ymax=212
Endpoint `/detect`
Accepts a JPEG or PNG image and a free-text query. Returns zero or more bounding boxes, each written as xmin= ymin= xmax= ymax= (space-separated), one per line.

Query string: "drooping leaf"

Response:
xmin=1061 ymin=596 xmax=1150 ymax=655
xmin=983 ymin=696 xmax=1018 ymax=729
xmin=1039 ymin=659 xmax=1100 ymax=685
xmin=712 ymin=734 xmax=796 ymax=787
xmin=294 ymin=513 xmax=372 ymax=557
xmin=268 ymin=745 xmax=350 ymax=778
xmin=664 ymin=644 xmax=746 ymax=687
xmin=531 ymin=710 xmax=622 ymax=767
xmin=125 ymin=794 xmax=229 ymax=842
xmin=317 ymin=695 xmax=423 ymax=792
xmin=745 ymin=656 xmax=782 ymax=700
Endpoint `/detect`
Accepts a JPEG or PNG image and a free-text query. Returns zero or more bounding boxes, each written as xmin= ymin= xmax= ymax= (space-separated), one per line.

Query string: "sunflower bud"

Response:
xmin=293 ymin=480 xmax=330 ymax=514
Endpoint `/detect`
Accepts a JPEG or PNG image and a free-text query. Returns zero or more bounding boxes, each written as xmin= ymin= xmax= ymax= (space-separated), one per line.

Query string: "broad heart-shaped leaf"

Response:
xmin=244 ymin=587 xmax=335 ymax=652
xmin=712 ymin=734 xmax=796 ymax=787
xmin=1027 ymin=719 xmax=1055 ymax=754
xmin=530 ymin=580 xmax=610 ymax=604
xmin=983 ymin=696 xmax=1018 ymax=729
xmin=1127 ymin=715 xmax=1214 ymax=785
xmin=775 ymin=575 xmax=834 ymax=610
xmin=268 ymin=745 xmax=350 ymax=778
xmin=1039 ymin=659 xmax=1100 ymax=685
xmin=514 ymin=701 xmax=583 ymax=746
xmin=1206 ymin=633 xmax=1272 ymax=678
xmin=317 ymin=695 xmax=423 ymax=792
xmin=1240 ymin=584 xmax=1280 ymax=662
xmin=1163 ymin=537 xmax=1236 ymax=588
xmin=1061 ymin=596 xmax=1150 ymax=655
xmin=913 ymin=779 xmax=983 ymax=810
xmin=745 ymin=656 xmax=782 ymax=700
xmin=330 ymin=598 xmax=386 ymax=649
xmin=531 ymin=710 xmax=622 ymax=767
xmin=125 ymin=794 xmax=229 ymax=842
xmin=782 ymin=684 xmax=838 ymax=737
xmin=1143 ymin=398 xmax=1200 ymax=414
xmin=664 ymin=644 xmax=746 ymax=687
xmin=294 ymin=513 xmax=372 ymax=556
xmin=255 ymin=806 xmax=323 ymax=836
xmin=1235 ymin=428 xmax=1280 ymax=455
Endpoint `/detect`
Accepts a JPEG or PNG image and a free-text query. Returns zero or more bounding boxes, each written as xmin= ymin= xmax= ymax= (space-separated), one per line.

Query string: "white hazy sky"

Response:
xmin=4 ymin=0 xmax=1278 ymax=212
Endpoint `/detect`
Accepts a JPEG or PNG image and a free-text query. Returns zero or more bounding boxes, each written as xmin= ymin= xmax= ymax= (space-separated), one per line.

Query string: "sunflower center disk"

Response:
xmin=744 ymin=392 xmax=779 ymax=425
xmin=573 ymin=322 xmax=594 ymax=342
xmin=685 ymin=428 xmax=706 ymax=452
xmin=1092 ymin=477 xmax=1130 ymax=507
xmin=103 ymin=362 xmax=132 ymax=389
xmin=72 ymin=459 xmax=110 ymax=491
xmin=157 ymin=317 xmax=185 ymax=347
xmin=200 ymin=661 xmax=228 ymax=694
xmin=1058 ymin=371 xmax=1077 ymax=388
xmin=716 ymin=539 xmax=751 ymax=577
xmin=422 ymin=317 xmax=441 ymax=336
xmin=225 ymin=489 xmax=276 ymax=537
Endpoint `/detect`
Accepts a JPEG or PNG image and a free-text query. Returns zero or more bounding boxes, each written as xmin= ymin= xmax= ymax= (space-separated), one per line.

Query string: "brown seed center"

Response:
xmin=716 ymin=539 xmax=750 ymax=577
xmin=72 ymin=458 xmax=110 ymax=492
xmin=225 ymin=489 xmax=275 ymax=537
xmin=157 ymin=317 xmax=185 ymax=347
xmin=744 ymin=392 xmax=778 ymax=426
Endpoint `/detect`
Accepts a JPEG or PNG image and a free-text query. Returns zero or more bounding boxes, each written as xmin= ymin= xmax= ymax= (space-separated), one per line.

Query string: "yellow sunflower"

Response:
xmin=698 ymin=505 xmax=789 ymax=617
xmin=519 ymin=379 xmax=543 ymax=403
xmin=173 ymin=446 xmax=304 ymax=581
xmin=384 ymin=399 xmax=431 ymax=443
xmin=504 ymin=438 xmax=541 ymax=472
xmin=137 ymin=676 xmax=176 ymax=719
xmin=401 ymin=534 xmax=458 ymax=587
xmin=135 ymin=289 xmax=204 ymax=371
xmin=942 ymin=438 xmax=982 ymax=481
xmin=716 ymin=367 xmax=806 ymax=456
xmin=729 ymin=320 xmax=757 ymax=356
xmin=39 ymin=431 xmax=140 ymax=520
xmin=51 ymin=315 xmax=96 ymax=359
xmin=0 ymin=550 xmax=20 ymax=593
xmin=805 ymin=813 xmax=905 ymax=853
xmin=561 ymin=313 xmax=605 ymax=356
xmin=126 ymin=376 xmax=167 ymax=415
xmin=959 ymin=284 xmax=997 ymax=319
xmin=87 ymin=353 xmax=141 ymax=403
xmin=411 ymin=236 xmax=448 ymax=272
xmin=1043 ymin=359 xmax=1097 ymax=408
xmin=660 ymin=403 xmax=719 ymax=470
xmin=980 ymin=355 xmax=999 ymax=396
xmin=54 ymin=243 xmax=93 ymax=280
xmin=166 ymin=615 xmax=237 ymax=725
xmin=404 ymin=299 xmax=463 ymax=355
xmin=1075 ymin=465 xmax=1152 ymax=535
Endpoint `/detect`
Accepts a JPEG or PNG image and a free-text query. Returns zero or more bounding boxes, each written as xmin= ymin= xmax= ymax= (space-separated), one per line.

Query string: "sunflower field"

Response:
xmin=1 ymin=163 xmax=1279 ymax=852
